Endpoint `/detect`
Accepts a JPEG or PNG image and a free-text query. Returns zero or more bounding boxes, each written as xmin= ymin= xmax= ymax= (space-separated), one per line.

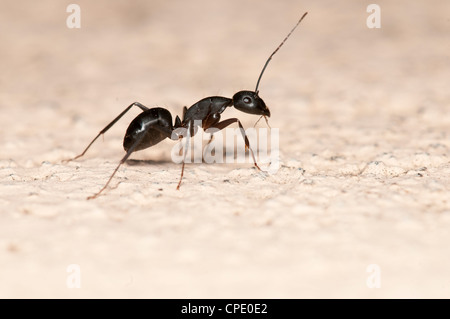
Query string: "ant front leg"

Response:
xmin=64 ymin=102 xmax=149 ymax=162
xmin=208 ymin=118 xmax=262 ymax=171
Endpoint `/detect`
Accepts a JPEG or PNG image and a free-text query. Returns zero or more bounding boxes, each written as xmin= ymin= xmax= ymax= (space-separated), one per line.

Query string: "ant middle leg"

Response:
xmin=176 ymin=121 xmax=193 ymax=190
xmin=87 ymin=131 xmax=148 ymax=200
xmin=88 ymin=114 xmax=176 ymax=199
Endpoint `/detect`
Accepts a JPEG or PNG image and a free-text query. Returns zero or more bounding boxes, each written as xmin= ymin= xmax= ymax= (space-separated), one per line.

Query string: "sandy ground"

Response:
xmin=0 ymin=0 xmax=449 ymax=298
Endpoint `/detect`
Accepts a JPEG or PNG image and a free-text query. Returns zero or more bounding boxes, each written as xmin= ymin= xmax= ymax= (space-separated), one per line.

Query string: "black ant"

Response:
xmin=65 ymin=12 xmax=308 ymax=199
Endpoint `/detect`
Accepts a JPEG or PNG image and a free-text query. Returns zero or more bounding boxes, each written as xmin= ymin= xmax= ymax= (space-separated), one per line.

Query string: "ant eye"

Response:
xmin=243 ymin=97 xmax=251 ymax=104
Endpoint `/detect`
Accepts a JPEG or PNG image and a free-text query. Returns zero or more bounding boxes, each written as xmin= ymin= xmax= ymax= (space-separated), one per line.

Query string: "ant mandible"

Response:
xmin=65 ymin=12 xmax=308 ymax=199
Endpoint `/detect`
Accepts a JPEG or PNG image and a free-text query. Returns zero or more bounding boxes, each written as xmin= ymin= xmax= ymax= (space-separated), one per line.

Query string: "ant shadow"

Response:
xmin=125 ymin=158 xmax=173 ymax=166
xmin=124 ymin=145 xmax=250 ymax=167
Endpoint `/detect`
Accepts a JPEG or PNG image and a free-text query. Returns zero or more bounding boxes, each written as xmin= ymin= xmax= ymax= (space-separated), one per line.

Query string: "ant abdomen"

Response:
xmin=123 ymin=107 xmax=173 ymax=152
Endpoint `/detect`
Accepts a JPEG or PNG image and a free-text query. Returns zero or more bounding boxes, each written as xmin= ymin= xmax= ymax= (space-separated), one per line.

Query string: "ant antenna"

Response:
xmin=254 ymin=12 xmax=308 ymax=94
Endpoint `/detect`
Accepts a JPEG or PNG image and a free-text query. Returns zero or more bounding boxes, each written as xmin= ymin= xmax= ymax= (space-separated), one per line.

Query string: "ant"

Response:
xmin=65 ymin=12 xmax=308 ymax=199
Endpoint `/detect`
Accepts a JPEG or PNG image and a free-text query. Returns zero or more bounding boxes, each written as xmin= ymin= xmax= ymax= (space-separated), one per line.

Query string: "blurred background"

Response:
xmin=1 ymin=0 xmax=448 ymax=160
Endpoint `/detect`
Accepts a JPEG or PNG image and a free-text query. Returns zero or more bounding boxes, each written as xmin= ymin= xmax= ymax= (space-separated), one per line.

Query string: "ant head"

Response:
xmin=232 ymin=90 xmax=270 ymax=117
